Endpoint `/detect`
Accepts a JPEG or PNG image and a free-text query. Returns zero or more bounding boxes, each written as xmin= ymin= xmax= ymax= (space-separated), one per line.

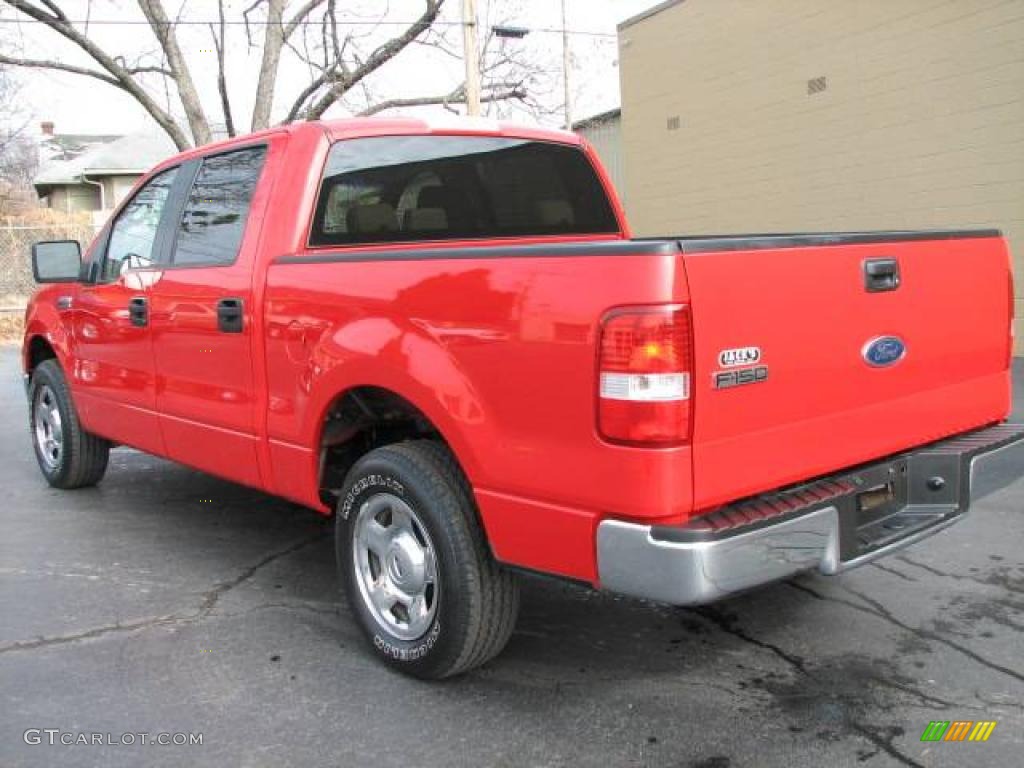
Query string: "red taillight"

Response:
xmin=598 ymin=305 xmax=693 ymax=445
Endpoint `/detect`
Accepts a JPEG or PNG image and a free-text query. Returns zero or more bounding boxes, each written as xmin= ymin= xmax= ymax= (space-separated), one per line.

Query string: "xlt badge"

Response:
xmin=719 ymin=347 xmax=761 ymax=368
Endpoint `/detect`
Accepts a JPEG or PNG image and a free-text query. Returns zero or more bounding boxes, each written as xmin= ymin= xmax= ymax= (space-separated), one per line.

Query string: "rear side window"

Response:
xmin=310 ymin=136 xmax=619 ymax=246
xmin=173 ymin=146 xmax=267 ymax=265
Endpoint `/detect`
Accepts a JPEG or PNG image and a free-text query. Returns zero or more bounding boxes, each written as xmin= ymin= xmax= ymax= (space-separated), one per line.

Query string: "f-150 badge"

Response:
xmin=714 ymin=366 xmax=768 ymax=390
xmin=719 ymin=347 xmax=761 ymax=367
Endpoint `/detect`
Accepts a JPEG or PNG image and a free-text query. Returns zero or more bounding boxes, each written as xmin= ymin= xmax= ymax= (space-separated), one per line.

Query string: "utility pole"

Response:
xmin=561 ymin=0 xmax=572 ymax=129
xmin=462 ymin=0 xmax=482 ymax=116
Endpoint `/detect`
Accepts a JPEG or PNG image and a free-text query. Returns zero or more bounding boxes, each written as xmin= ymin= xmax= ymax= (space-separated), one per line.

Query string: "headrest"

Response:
xmin=404 ymin=207 xmax=448 ymax=231
xmin=417 ymin=186 xmax=448 ymax=209
xmin=536 ymin=199 xmax=575 ymax=227
xmin=346 ymin=202 xmax=398 ymax=234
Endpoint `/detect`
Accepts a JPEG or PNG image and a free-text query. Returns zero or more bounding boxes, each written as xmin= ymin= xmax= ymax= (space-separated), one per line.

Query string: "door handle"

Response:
xmin=217 ymin=298 xmax=244 ymax=333
xmin=128 ymin=296 xmax=148 ymax=327
xmin=864 ymin=258 xmax=900 ymax=292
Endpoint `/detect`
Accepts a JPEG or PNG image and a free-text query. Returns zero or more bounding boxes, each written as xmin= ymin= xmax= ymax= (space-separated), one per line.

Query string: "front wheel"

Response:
xmin=336 ymin=440 xmax=520 ymax=679
xmin=28 ymin=359 xmax=110 ymax=489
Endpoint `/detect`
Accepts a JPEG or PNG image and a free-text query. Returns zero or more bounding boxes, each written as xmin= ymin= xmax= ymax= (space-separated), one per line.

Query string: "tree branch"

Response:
xmin=303 ymin=0 xmax=444 ymax=120
xmin=210 ymin=0 xmax=235 ymax=137
xmin=250 ymin=0 xmax=284 ymax=131
xmin=0 ymin=52 xmax=120 ymax=86
xmin=283 ymin=0 xmax=328 ymax=40
xmin=137 ymin=0 xmax=211 ymax=145
xmin=283 ymin=72 xmax=330 ymax=124
xmin=280 ymin=0 xmax=347 ymax=124
xmin=123 ymin=64 xmax=173 ymax=77
xmin=241 ymin=0 xmax=263 ymax=48
xmin=2 ymin=0 xmax=191 ymax=150
xmin=359 ymin=85 xmax=526 ymax=117
xmin=36 ymin=0 xmax=65 ymax=21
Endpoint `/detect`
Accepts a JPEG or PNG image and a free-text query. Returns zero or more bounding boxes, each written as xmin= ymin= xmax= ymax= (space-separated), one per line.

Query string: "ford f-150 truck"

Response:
xmin=23 ymin=117 xmax=1024 ymax=678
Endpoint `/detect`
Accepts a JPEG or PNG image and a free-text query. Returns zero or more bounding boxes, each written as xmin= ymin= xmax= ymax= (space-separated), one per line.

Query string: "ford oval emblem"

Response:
xmin=862 ymin=336 xmax=906 ymax=367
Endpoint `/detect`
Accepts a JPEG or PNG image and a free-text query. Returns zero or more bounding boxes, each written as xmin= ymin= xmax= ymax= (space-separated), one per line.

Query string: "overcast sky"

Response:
xmin=1 ymin=0 xmax=658 ymax=138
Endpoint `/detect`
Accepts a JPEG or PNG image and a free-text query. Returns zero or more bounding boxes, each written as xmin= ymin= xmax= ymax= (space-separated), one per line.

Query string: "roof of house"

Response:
xmin=572 ymin=108 xmax=622 ymax=132
xmin=35 ymin=132 xmax=178 ymax=189
xmin=39 ymin=133 xmax=122 ymax=163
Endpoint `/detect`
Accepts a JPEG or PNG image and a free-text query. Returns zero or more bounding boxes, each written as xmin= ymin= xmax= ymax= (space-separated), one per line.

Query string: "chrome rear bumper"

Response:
xmin=597 ymin=423 xmax=1024 ymax=605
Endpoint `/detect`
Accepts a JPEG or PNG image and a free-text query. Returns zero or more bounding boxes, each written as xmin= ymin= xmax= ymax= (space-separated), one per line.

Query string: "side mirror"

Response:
xmin=31 ymin=240 xmax=82 ymax=284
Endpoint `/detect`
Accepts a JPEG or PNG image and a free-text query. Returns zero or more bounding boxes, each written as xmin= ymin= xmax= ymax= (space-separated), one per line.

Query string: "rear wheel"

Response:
xmin=336 ymin=440 xmax=519 ymax=679
xmin=29 ymin=360 xmax=110 ymax=489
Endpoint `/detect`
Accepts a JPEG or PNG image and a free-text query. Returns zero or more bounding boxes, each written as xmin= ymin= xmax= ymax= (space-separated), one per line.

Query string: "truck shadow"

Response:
xmin=91 ymin=446 xmax=821 ymax=683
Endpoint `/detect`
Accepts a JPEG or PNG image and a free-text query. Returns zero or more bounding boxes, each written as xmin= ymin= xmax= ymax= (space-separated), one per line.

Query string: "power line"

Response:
xmin=0 ymin=16 xmax=617 ymax=37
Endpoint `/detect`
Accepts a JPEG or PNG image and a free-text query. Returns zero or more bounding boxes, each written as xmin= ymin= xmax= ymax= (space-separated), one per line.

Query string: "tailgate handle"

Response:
xmin=864 ymin=258 xmax=900 ymax=292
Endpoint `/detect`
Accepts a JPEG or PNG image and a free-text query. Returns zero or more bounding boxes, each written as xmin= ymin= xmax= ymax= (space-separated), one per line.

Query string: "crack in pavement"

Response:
xmin=973 ymin=689 xmax=1024 ymax=711
xmin=191 ymin=531 xmax=327 ymax=620
xmin=0 ymin=531 xmax=327 ymax=656
xmin=849 ymin=723 xmax=926 ymax=768
xmin=869 ymin=677 xmax=958 ymax=710
xmin=894 ymin=555 xmax=960 ymax=580
xmin=689 ymin=607 xmax=809 ymax=674
xmin=786 ymin=580 xmax=1024 ymax=684
xmin=869 ymin=562 xmax=918 ymax=582
xmin=684 ymin=606 xmax=954 ymax=768
xmin=217 ymin=600 xmax=342 ymax=622
xmin=895 ymin=556 xmax=1024 ymax=599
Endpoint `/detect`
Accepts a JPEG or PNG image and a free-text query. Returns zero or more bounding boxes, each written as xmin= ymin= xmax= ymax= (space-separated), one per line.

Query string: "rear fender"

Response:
xmin=305 ymin=315 xmax=488 ymax=484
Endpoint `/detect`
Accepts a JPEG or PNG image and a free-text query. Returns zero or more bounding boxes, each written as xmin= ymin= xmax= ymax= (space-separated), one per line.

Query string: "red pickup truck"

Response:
xmin=23 ymin=117 xmax=1024 ymax=678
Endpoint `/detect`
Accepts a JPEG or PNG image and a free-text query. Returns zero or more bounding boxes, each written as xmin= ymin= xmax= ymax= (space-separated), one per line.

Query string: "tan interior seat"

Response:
xmin=536 ymin=199 xmax=575 ymax=227
xmin=404 ymin=208 xmax=448 ymax=231
xmin=347 ymin=202 xmax=399 ymax=234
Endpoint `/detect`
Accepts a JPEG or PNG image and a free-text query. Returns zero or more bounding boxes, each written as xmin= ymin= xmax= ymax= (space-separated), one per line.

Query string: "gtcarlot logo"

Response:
xmin=920 ymin=720 xmax=997 ymax=742
xmin=23 ymin=729 xmax=203 ymax=747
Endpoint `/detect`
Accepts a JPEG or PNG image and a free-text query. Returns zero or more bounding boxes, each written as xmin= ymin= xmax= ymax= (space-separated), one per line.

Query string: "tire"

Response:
xmin=28 ymin=359 xmax=110 ymax=489
xmin=336 ymin=440 xmax=520 ymax=679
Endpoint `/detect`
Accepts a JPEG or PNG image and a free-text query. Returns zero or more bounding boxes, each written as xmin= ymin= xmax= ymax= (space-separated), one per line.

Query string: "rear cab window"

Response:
xmin=309 ymin=136 xmax=619 ymax=247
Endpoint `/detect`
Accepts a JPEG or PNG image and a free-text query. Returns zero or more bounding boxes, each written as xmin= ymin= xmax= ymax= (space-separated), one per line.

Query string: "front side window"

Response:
xmin=310 ymin=136 xmax=619 ymax=246
xmin=102 ymin=167 xmax=178 ymax=281
xmin=173 ymin=146 xmax=267 ymax=266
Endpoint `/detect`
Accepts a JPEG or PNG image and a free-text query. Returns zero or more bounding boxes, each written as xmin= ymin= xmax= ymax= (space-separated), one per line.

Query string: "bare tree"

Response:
xmin=0 ymin=66 xmax=38 ymax=212
xmin=349 ymin=0 xmax=554 ymax=121
xmin=0 ymin=66 xmax=29 ymax=157
xmin=0 ymin=0 xmax=543 ymax=152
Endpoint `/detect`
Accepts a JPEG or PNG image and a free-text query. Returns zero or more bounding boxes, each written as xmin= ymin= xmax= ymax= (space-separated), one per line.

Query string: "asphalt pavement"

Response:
xmin=1 ymin=344 xmax=1022 ymax=768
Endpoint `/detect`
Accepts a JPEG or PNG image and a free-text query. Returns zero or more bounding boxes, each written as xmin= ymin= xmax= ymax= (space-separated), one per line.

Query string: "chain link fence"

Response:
xmin=0 ymin=223 xmax=100 ymax=310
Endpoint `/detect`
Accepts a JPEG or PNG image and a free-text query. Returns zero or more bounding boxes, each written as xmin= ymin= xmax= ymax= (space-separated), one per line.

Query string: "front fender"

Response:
xmin=22 ymin=287 xmax=74 ymax=376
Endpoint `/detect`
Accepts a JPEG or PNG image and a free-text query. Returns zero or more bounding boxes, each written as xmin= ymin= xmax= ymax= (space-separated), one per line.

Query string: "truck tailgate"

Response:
xmin=680 ymin=231 xmax=1012 ymax=512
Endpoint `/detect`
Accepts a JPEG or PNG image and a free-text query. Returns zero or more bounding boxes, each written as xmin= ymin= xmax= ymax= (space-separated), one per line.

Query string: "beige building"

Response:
xmin=573 ymin=109 xmax=625 ymax=208
xmin=618 ymin=0 xmax=1024 ymax=347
